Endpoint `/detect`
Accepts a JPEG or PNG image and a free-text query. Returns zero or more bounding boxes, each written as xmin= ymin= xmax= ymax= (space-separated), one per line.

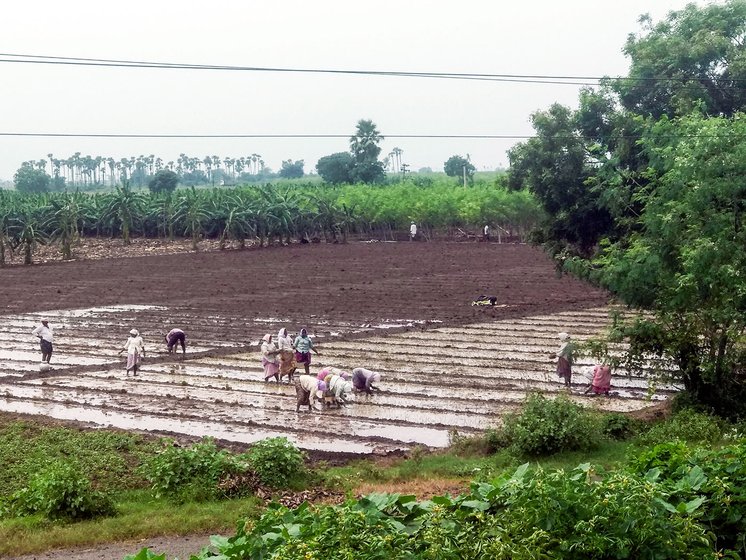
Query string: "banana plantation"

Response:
xmin=0 ymin=179 xmax=542 ymax=265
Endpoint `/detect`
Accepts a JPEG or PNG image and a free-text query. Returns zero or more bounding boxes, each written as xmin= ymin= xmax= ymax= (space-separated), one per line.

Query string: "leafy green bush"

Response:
xmin=635 ymin=409 xmax=723 ymax=447
xmin=504 ymin=394 xmax=600 ymax=456
xmin=4 ymin=460 xmax=114 ymax=520
xmin=246 ymin=437 xmax=305 ymax=488
xmin=627 ymin=441 xmax=746 ymax=554
xmin=141 ymin=438 xmax=247 ymax=501
xmin=628 ymin=440 xmax=693 ymax=478
xmin=601 ymin=413 xmax=638 ymax=440
xmin=165 ymin=463 xmax=715 ymax=559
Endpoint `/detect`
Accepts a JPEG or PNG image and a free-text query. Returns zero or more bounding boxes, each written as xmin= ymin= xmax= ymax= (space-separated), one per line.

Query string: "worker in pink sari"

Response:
xmin=585 ymin=363 xmax=612 ymax=396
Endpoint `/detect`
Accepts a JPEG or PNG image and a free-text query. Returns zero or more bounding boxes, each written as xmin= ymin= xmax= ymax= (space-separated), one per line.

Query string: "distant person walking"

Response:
xmin=261 ymin=333 xmax=280 ymax=382
xmin=32 ymin=319 xmax=53 ymax=364
xmin=551 ymin=332 xmax=573 ymax=389
xmin=293 ymin=328 xmax=319 ymax=376
xmin=277 ymin=328 xmax=297 ymax=383
xmin=483 ymin=224 xmax=490 ymax=241
xmin=410 ymin=221 xmax=417 ymax=241
xmin=164 ymin=328 xmax=186 ymax=354
xmin=121 ymin=329 xmax=145 ymax=376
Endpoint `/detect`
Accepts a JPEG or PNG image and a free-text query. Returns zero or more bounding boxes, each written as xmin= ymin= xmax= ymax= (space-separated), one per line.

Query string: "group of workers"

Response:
xmin=295 ymin=367 xmax=382 ymax=413
xmin=28 ymin=320 xmax=388 ymax=411
xmin=30 ymin=321 xmax=613 ymax=404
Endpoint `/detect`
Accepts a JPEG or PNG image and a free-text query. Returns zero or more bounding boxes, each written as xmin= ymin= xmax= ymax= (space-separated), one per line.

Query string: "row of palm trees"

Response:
xmin=0 ymin=179 xmax=543 ymax=265
xmin=21 ymin=152 xmax=268 ymax=189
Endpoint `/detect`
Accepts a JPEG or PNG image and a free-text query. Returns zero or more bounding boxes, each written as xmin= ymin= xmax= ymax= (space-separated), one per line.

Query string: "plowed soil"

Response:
xmin=1 ymin=241 xmax=607 ymax=325
xmin=2 ymin=240 xmax=625 ymax=560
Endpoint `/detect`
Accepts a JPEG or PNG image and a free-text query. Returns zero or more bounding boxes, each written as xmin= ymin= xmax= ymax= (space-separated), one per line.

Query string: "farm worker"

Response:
xmin=277 ymin=328 xmax=297 ymax=383
xmin=32 ymin=319 xmax=54 ymax=364
xmin=164 ymin=328 xmax=186 ymax=354
xmin=120 ymin=329 xmax=145 ymax=376
xmin=293 ymin=328 xmax=319 ymax=376
xmin=585 ymin=363 xmax=612 ymax=396
xmin=550 ymin=332 xmax=573 ymax=389
xmin=261 ymin=334 xmax=280 ymax=382
xmin=325 ymin=373 xmax=353 ymax=405
xmin=296 ymin=375 xmax=325 ymax=412
xmin=352 ymin=368 xmax=381 ymax=394
xmin=483 ymin=224 xmax=490 ymax=241
xmin=317 ymin=367 xmax=331 ymax=381
xmin=409 ymin=221 xmax=417 ymax=240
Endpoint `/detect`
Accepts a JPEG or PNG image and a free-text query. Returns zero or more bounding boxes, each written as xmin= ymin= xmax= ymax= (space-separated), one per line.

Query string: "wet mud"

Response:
xmin=0 ymin=242 xmax=667 ymax=454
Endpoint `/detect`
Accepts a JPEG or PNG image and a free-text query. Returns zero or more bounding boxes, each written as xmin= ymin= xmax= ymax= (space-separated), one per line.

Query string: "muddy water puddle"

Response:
xmin=0 ymin=396 xmax=401 ymax=454
xmin=0 ymin=383 xmax=452 ymax=448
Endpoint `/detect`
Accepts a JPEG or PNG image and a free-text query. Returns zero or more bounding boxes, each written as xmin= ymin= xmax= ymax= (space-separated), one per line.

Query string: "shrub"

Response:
xmin=5 ymin=460 xmax=114 ymax=520
xmin=628 ymin=440 xmax=693 ymax=478
xmin=635 ymin=409 xmax=723 ymax=447
xmin=601 ymin=413 xmax=638 ymax=440
xmin=246 ymin=437 xmax=305 ymax=489
xmin=141 ymin=438 xmax=247 ymax=501
xmin=504 ymin=393 xmax=600 ymax=456
xmin=172 ymin=464 xmax=714 ymax=559
xmin=449 ymin=428 xmax=508 ymax=456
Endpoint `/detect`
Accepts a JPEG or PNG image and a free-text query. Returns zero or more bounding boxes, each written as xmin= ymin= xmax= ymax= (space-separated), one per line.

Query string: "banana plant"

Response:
xmin=9 ymin=207 xmax=50 ymax=265
xmin=49 ymin=192 xmax=82 ymax=260
xmin=174 ymin=187 xmax=211 ymax=250
xmin=102 ymin=183 xmax=144 ymax=245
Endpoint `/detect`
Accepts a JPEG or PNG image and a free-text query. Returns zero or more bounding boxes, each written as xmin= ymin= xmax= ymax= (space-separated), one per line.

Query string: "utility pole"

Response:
xmin=463 ymin=165 xmax=467 ymax=188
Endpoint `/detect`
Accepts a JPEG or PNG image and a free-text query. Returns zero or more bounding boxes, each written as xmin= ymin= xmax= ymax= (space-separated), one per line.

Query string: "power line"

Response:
xmin=1 ymin=131 xmax=745 ymax=140
xmin=2 ymin=52 xmax=745 ymax=88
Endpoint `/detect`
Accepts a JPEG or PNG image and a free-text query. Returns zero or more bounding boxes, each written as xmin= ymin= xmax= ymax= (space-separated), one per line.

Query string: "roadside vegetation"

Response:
xmin=1 ymin=396 xmax=745 ymax=559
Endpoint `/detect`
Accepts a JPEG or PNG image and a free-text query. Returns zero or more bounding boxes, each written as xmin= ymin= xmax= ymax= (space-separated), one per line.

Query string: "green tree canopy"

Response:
xmin=592 ymin=113 xmax=746 ymax=416
xmin=316 ymin=152 xmax=354 ymax=184
xmin=148 ymin=169 xmax=179 ymax=194
xmin=615 ymin=1 xmax=746 ymax=119
xmin=14 ymin=164 xmax=51 ymax=194
xmin=444 ymin=155 xmax=476 ymax=184
xmin=507 ymin=104 xmax=612 ymax=254
xmin=279 ymin=159 xmax=304 ymax=179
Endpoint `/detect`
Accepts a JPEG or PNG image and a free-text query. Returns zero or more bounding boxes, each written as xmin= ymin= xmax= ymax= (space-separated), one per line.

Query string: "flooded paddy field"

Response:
xmin=0 ymin=241 xmax=666 ymax=455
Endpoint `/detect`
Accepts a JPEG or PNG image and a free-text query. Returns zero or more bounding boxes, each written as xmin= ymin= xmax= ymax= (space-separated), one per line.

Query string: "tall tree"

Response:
xmin=14 ymin=164 xmax=51 ymax=194
xmin=349 ymin=119 xmax=385 ymax=183
xmin=615 ymin=1 xmax=746 ymax=119
xmin=507 ymin=104 xmax=611 ymax=255
xmin=594 ymin=114 xmax=746 ymax=416
xmin=316 ymin=153 xmax=354 ymax=184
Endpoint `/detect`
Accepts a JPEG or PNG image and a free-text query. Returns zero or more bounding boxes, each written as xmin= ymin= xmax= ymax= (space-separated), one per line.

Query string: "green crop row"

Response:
xmin=0 ymin=177 xmax=543 ymax=264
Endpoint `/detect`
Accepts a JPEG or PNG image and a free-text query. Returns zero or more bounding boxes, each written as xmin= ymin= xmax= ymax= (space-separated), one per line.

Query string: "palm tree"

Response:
xmin=350 ymin=119 xmax=384 ymax=162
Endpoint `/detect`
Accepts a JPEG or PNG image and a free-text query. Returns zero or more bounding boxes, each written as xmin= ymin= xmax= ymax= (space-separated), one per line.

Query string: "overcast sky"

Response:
xmin=0 ymin=0 xmax=698 ymax=181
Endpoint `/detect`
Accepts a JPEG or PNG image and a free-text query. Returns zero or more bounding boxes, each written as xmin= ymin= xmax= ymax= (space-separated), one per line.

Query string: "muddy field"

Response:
xmin=0 ymin=241 xmax=666 ymax=454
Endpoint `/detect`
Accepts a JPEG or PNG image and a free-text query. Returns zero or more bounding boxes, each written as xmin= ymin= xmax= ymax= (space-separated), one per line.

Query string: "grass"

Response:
xmin=0 ymin=419 xmax=161 ymax=495
xmin=0 ymin=491 xmax=261 ymax=557
xmin=0 ymin=408 xmax=692 ymax=557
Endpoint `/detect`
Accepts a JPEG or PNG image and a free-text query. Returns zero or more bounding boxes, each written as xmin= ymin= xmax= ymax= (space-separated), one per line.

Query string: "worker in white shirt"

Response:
xmin=410 ymin=221 xmax=417 ymax=241
xmin=484 ymin=224 xmax=490 ymax=241
xmin=32 ymin=320 xmax=54 ymax=363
